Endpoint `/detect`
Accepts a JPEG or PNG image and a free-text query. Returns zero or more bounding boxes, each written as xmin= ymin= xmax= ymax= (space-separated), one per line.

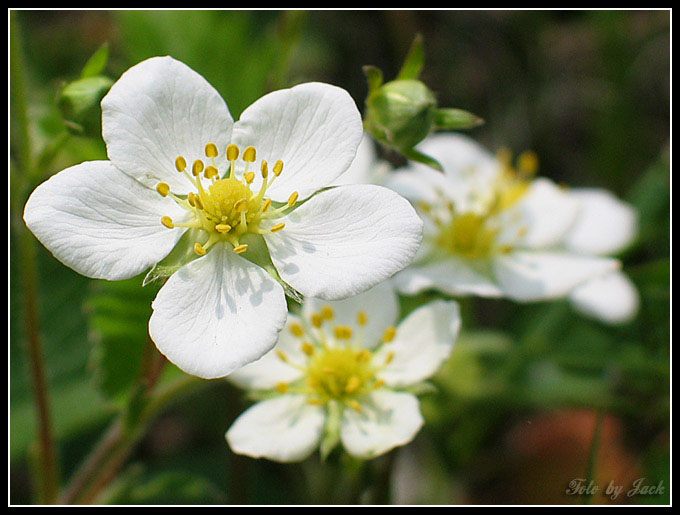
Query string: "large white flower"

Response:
xmin=383 ymin=134 xmax=620 ymax=302
xmin=23 ymin=56 xmax=423 ymax=379
xmin=226 ymin=281 xmax=460 ymax=461
xmin=563 ymin=188 xmax=639 ymax=324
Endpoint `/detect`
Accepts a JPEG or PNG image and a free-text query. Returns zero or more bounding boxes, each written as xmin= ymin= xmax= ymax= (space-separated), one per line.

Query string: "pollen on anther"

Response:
xmin=262 ymin=199 xmax=272 ymax=212
xmin=275 ymin=350 xmax=289 ymax=363
xmin=233 ymin=199 xmax=248 ymax=212
xmin=261 ymin=161 xmax=269 ymax=178
xmin=227 ymin=144 xmax=239 ymax=161
xmin=301 ymin=342 xmax=315 ymax=356
xmin=205 ymin=142 xmax=219 ymax=158
xmin=275 ymin=382 xmax=290 ymax=394
xmin=156 ymin=182 xmax=171 ymax=197
xmin=382 ymin=326 xmax=396 ymax=343
xmin=194 ymin=242 xmax=207 ymax=256
xmin=287 ymin=191 xmax=299 ymax=207
xmin=204 ymin=166 xmax=219 ymax=179
xmin=290 ymin=322 xmax=305 ymax=337
xmin=273 ymin=160 xmax=284 ymax=176
xmin=215 ymin=224 xmax=232 ymax=233
xmin=161 ymin=216 xmax=174 ymax=229
xmin=270 ymin=223 xmax=285 ymax=233
xmin=357 ymin=311 xmax=368 ymax=326
xmin=175 ymin=156 xmax=187 ymax=172
xmin=345 ymin=376 xmax=361 ymax=394
xmin=243 ymin=146 xmax=257 ymax=163
xmin=334 ymin=325 xmax=353 ymax=340
xmin=233 ymin=244 xmax=248 ymax=254
xmin=244 ymin=172 xmax=255 ymax=184
xmin=321 ymin=305 xmax=334 ymax=320
xmin=192 ymin=160 xmax=205 ymax=177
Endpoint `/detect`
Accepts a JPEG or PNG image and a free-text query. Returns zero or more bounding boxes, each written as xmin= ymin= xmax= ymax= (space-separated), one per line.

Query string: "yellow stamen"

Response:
xmin=233 ymin=244 xmax=248 ymax=254
xmin=321 ymin=305 xmax=334 ymax=320
xmin=357 ymin=311 xmax=368 ymax=326
xmin=334 ymin=325 xmax=353 ymax=340
xmin=161 ymin=216 xmax=174 ymax=229
xmin=308 ymin=398 xmax=325 ymax=406
xmin=205 ymin=142 xmax=219 ymax=158
xmin=347 ymin=400 xmax=362 ymax=412
xmin=194 ymin=242 xmax=207 ymax=256
xmin=193 ymin=195 xmax=204 ymax=210
xmin=345 ymin=376 xmax=361 ymax=394
xmin=290 ymin=322 xmax=305 ymax=337
xmin=261 ymin=160 xmax=269 ymax=179
xmin=287 ymin=191 xmax=299 ymax=207
xmin=301 ymin=342 xmax=315 ymax=356
xmin=311 ymin=313 xmax=324 ymax=328
xmin=233 ymin=199 xmax=248 ymax=212
xmin=373 ymin=379 xmax=385 ymax=389
xmin=382 ymin=326 xmax=396 ymax=343
xmin=275 ymin=382 xmax=289 ymax=394
xmin=262 ymin=198 xmax=272 ymax=212
xmin=356 ymin=349 xmax=372 ymax=362
xmin=192 ymin=160 xmax=204 ymax=177
xmin=215 ymin=224 xmax=232 ymax=233
xmin=384 ymin=351 xmax=395 ymax=365
xmin=156 ymin=182 xmax=171 ymax=197
xmin=187 ymin=192 xmax=196 ymax=207
xmin=518 ymin=150 xmax=539 ymax=176
xmin=204 ymin=165 xmax=219 ymax=179
xmin=273 ymin=160 xmax=284 ymax=176
xmin=270 ymin=223 xmax=285 ymax=233
xmin=276 ymin=350 xmax=289 ymax=363
xmin=175 ymin=156 xmax=187 ymax=172
xmin=226 ymin=144 xmax=239 ymax=161
xmin=244 ymin=171 xmax=255 ymax=184
xmin=243 ymin=146 xmax=257 ymax=163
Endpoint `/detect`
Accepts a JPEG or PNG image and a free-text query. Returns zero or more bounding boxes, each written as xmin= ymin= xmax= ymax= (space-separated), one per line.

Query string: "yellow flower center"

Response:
xmin=274 ymin=306 xmax=396 ymax=411
xmin=436 ymin=212 xmax=499 ymax=259
xmin=157 ymin=143 xmax=296 ymax=255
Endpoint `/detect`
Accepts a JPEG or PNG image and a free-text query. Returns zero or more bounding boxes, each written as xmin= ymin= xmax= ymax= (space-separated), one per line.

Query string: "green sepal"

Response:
xmin=363 ymin=65 xmax=384 ymax=93
xmin=435 ymin=108 xmax=485 ymax=130
xmin=80 ymin=42 xmax=110 ymax=79
xmin=403 ymin=381 xmax=438 ymax=396
xmin=396 ymin=34 xmax=425 ymax=81
xmin=401 ymin=146 xmax=443 ymax=172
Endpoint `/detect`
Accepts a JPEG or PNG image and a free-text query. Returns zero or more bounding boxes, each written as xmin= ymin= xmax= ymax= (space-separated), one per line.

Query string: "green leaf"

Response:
xmin=59 ymin=75 xmax=113 ymax=128
xmin=435 ymin=108 xmax=484 ymax=130
xmin=362 ymin=65 xmax=384 ymax=92
xmin=85 ymin=275 xmax=161 ymax=402
xmin=80 ymin=42 xmax=110 ymax=79
xmin=396 ymin=34 xmax=425 ymax=81
xmin=401 ymin=146 xmax=443 ymax=172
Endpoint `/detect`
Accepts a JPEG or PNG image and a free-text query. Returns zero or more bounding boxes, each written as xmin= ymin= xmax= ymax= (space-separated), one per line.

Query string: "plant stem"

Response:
xmin=11 ymin=11 xmax=60 ymax=504
xmin=582 ymin=410 xmax=604 ymax=505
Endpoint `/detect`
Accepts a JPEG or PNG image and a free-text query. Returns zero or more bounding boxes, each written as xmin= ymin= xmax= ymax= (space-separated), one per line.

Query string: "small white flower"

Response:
xmin=23 ymin=57 xmax=423 ymax=379
xmin=384 ymin=133 xmax=620 ymax=302
xmin=563 ymin=188 xmax=640 ymax=324
xmin=226 ymin=281 xmax=460 ymax=461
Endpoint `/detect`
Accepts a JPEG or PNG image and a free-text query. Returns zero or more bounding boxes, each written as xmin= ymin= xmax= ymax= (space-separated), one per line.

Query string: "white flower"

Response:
xmin=226 ymin=281 xmax=460 ymax=461
xmin=563 ymin=188 xmax=640 ymax=324
xmin=23 ymin=56 xmax=423 ymax=379
xmin=384 ymin=133 xmax=620 ymax=302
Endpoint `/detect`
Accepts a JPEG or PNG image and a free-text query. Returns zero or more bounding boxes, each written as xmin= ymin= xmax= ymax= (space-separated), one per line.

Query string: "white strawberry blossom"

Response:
xmin=226 ymin=281 xmax=460 ymax=461
xmin=23 ymin=56 xmax=423 ymax=379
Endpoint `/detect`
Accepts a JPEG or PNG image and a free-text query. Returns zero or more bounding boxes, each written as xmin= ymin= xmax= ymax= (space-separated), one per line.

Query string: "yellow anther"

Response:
xmin=345 ymin=376 xmax=361 ymax=394
xmin=311 ymin=313 xmax=324 ymax=328
xmin=244 ymin=171 xmax=255 ymax=184
xmin=518 ymin=150 xmax=539 ymax=176
xmin=243 ymin=146 xmax=257 ymax=162
xmin=262 ymin=198 xmax=272 ymax=212
xmin=287 ymin=191 xmax=299 ymax=207
xmin=194 ymin=242 xmax=207 ymax=256
xmin=290 ymin=322 xmax=305 ymax=337
xmin=273 ymin=160 xmax=284 ymax=176
xmin=205 ymin=142 xmax=219 ymax=158
xmin=156 ymin=182 xmax=171 ymax=197
xmin=308 ymin=398 xmax=325 ymax=406
xmin=193 ymin=195 xmax=204 ymax=210
xmin=321 ymin=305 xmax=334 ymax=320
xmin=233 ymin=244 xmax=248 ymax=254
xmin=175 ymin=156 xmax=187 ymax=172
xmin=357 ymin=311 xmax=368 ymax=326
xmin=384 ymin=351 xmax=395 ymax=365
xmin=227 ymin=144 xmax=239 ymax=161
xmin=204 ymin=165 xmax=219 ymax=179
xmin=334 ymin=325 xmax=353 ymax=340
xmin=275 ymin=350 xmax=289 ymax=363
xmin=215 ymin=224 xmax=232 ymax=233
xmin=192 ymin=160 xmax=204 ymax=176
xmin=233 ymin=199 xmax=248 ymax=212
xmin=270 ymin=223 xmax=285 ymax=233
xmin=301 ymin=342 xmax=315 ymax=356
xmin=356 ymin=349 xmax=372 ymax=362
xmin=275 ymin=382 xmax=290 ymax=394
xmin=161 ymin=216 xmax=174 ymax=229
xmin=261 ymin=160 xmax=269 ymax=178
xmin=382 ymin=326 xmax=397 ymax=343
xmin=373 ymin=379 xmax=385 ymax=389
xmin=347 ymin=400 xmax=363 ymax=412
xmin=187 ymin=192 xmax=196 ymax=207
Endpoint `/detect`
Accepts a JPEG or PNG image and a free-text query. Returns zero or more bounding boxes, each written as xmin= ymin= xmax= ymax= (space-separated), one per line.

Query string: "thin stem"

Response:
xmin=11 ymin=11 xmax=60 ymax=504
xmin=582 ymin=410 xmax=605 ymax=505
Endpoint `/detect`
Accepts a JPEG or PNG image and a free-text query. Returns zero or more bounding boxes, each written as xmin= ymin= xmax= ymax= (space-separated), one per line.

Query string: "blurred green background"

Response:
xmin=10 ymin=10 xmax=669 ymax=505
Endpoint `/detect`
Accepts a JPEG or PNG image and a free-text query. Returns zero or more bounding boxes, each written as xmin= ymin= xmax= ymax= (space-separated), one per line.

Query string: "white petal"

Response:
xmin=392 ymin=256 xmax=504 ymax=298
xmin=375 ymin=300 xmax=460 ymax=387
xmin=23 ymin=161 xmax=186 ymax=281
xmin=149 ymin=243 xmax=287 ymax=379
xmin=564 ymin=188 xmax=638 ymax=256
xmin=102 ymin=56 xmax=233 ymax=195
xmin=226 ymin=395 xmax=325 ymax=462
xmin=497 ymin=178 xmax=579 ymax=249
xmin=332 ymin=133 xmax=382 ymax=186
xmin=569 ymin=271 xmax=640 ymax=324
xmin=340 ymin=391 xmax=423 ymax=459
xmin=227 ymin=314 xmax=307 ymax=390
xmin=302 ymin=280 xmax=400 ymax=348
xmin=264 ymin=184 xmax=423 ymax=300
xmin=231 ymin=82 xmax=363 ymax=202
xmin=493 ymin=250 xmax=620 ymax=302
